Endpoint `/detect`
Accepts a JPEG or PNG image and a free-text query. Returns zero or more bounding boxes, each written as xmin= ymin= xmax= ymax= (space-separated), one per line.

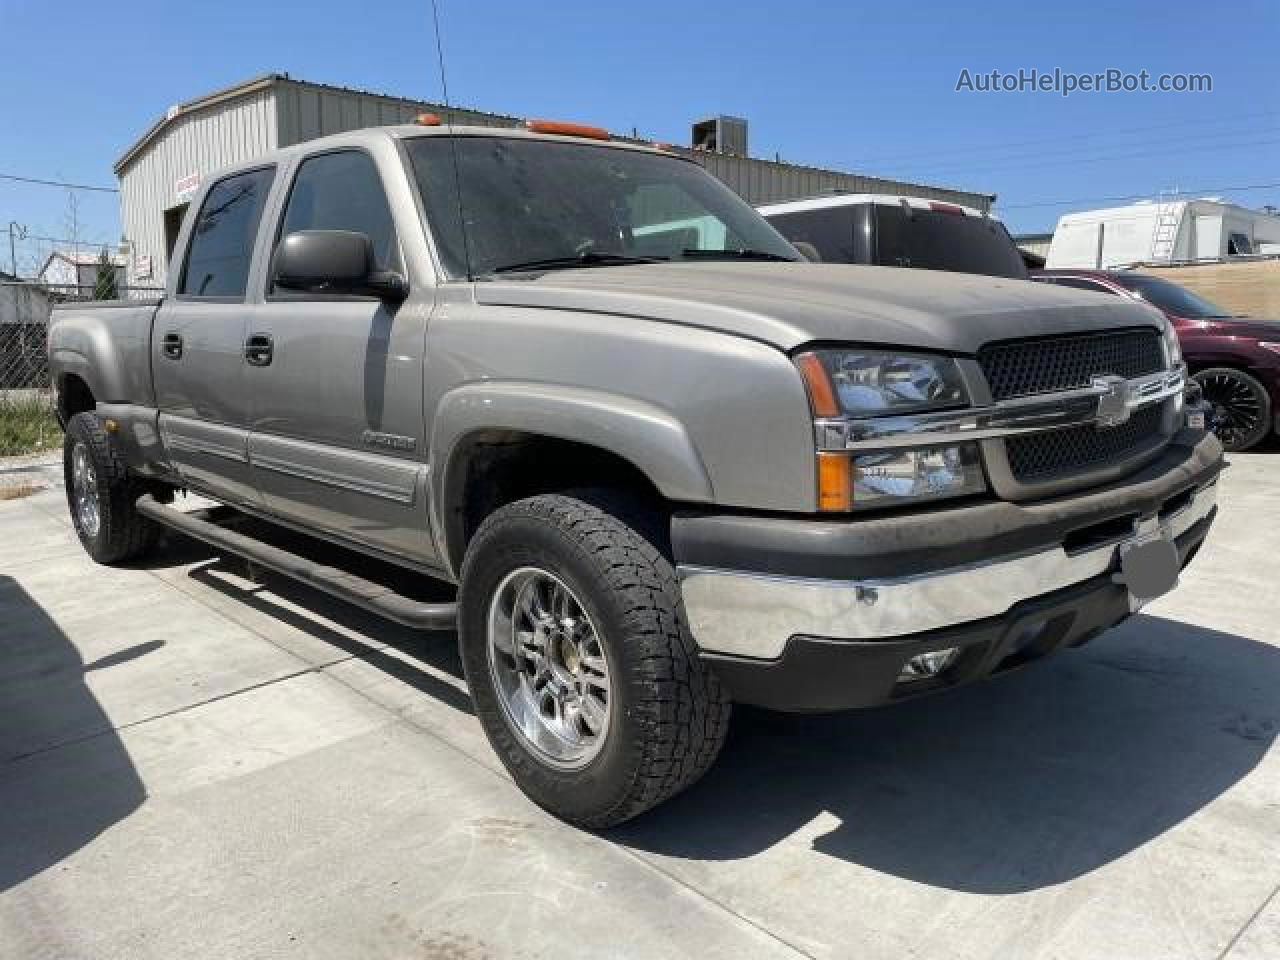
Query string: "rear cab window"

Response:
xmin=874 ymin=206 xmax=1028 ymax=280
xmin=178 ymin=167 xmax=275 ymax=298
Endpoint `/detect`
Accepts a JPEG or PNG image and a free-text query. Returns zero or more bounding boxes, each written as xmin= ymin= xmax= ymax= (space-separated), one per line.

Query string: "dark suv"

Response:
xmin=759 ymin=194 xmax=1028 ymax=280
xmin=1034 ymin=269 xmax=1280 ymax=451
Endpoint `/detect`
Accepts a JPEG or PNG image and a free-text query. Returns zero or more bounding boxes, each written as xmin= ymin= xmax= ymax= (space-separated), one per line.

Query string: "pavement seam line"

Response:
xmin=2 ymin=655 xmax=359 ymax=767
xmin=156 ymin=565 xmax=815 ymax=957
xmin=615 ymin=844 xmax=821 ymax=959
xmin=27 ymin=513 xmax=822 ymax=955
xmin=1216 ymin=880 xmax=1280 ymax=960
xmin=311 ymin=665 xmax=816 ymax=959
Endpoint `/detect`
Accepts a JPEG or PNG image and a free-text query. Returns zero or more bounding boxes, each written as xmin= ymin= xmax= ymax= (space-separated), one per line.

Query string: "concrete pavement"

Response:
xmin=1 ymin=452 xmax=1278 ymax=959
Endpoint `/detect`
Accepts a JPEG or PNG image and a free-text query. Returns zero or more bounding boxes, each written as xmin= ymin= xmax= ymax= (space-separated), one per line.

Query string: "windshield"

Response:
xmin=874 ymin=206 xmax=1028 ymax=279
xmin=1109 ymin=273 xmax=1232 ymax=318
xmin=405 ymin=136 xmax=799 ymax=278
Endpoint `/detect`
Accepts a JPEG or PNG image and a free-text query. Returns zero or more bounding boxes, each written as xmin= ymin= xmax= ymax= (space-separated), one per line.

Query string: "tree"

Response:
xmin=93 ymin=246 xmax=118 ymax=300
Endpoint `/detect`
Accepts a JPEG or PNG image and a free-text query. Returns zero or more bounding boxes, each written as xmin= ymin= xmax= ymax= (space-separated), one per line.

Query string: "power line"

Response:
xmin=853 ymin=109 xmax=1280 ymax=167
xmin=995 ymin=181 xmax=1280 ymax=211
xmin=0 ymin=172 xmax=118 ymax=193
xmin=883 ymin=134 xmax=1280 ymax=183
xmin=9 ymin=231 xmax=111 ymax=246
xmin=883 ymin=123 xmax=1280 ymax=178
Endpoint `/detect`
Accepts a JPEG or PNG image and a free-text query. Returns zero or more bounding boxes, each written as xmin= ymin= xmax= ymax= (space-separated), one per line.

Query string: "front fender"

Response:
xmin=429 ymin=380 xmax=714 ymax=569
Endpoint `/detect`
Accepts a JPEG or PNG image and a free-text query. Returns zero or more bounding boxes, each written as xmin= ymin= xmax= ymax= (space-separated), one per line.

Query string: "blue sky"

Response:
xmin=1 ymin=0 xmax=1276 ymax=272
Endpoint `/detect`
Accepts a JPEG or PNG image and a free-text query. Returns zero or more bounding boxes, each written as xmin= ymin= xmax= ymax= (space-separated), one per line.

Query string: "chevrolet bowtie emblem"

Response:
xmin=1092 ymin=375 xmax=1132 ymax=427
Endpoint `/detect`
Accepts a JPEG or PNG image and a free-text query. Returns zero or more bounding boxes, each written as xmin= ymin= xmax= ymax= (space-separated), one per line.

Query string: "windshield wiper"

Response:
xmin=680 ymin=248 xmax=798 ymax=262
xmin=488 ymin=252 xmax=667 ymax=274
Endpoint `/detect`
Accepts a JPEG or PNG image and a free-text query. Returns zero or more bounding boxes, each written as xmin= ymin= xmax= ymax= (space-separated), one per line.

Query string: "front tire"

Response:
xmin=63 ymin=412 xmax=161 ymax=564
xmin=458 ymin=492 xmax=730 ymax=828
xmin=1194 ymin=367 xmax=1272 ymax=452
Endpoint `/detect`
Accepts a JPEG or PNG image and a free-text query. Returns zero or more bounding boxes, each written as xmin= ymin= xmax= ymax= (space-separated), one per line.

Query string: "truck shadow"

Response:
xmin=615 ymin=615 xmax=1278 ymax=894
xmin=112 ymin=525 xmax=1280 ymax=895
xmin=0 ymin=575 xmax=147 ymax=893
xmin=185 ymin=558 xmax=472 ymax=716
xmin=143 ymin=525 xmax=470 ymax=716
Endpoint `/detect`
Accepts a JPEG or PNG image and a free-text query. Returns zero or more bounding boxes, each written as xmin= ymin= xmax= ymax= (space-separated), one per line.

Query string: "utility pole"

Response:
xmin=7 ymin=221 xmax=27 ymax=277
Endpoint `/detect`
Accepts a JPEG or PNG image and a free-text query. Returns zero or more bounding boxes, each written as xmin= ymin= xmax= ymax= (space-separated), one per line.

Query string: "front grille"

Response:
xmin=1005 ymin=402 xmax=1165 ymax=483
xmin=979 ymin=329 xmax=1164 ymax=401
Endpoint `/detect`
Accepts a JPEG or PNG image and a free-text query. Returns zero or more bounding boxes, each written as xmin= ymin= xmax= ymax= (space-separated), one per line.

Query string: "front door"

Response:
xmin=154 ymin=166 xmax=275 ymax=507
xmin=245 ymin=148 xmax=434 ymax=564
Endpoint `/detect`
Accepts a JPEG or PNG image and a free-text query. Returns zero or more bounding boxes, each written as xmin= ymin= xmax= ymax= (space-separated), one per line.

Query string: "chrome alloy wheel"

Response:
xmin=70 ymin=443 xmax=101 ymax=538
xmin=486 ymin=566 xmax=612 ymax=770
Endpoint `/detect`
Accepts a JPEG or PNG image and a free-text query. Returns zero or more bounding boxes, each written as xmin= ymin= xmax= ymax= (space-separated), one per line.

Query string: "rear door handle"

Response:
xmin=244 ymin=333 xmax=274 ymax=367
xmin=161 ymin=332 xmax=183 ymax=359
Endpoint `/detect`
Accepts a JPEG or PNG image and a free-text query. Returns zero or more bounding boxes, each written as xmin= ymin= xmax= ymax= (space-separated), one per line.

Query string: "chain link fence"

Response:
xmin=1 ymin=281 xmax=161 ymax=464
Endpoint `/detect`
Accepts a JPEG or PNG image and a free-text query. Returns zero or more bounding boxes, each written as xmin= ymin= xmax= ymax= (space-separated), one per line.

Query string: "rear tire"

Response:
xmin=458 ymin=491 xmax=730 ymax=828
xmin=1194 ymin=367 xmax=1271 ymax=452
xmin=63 ymin=412 xmax=162 ymax=564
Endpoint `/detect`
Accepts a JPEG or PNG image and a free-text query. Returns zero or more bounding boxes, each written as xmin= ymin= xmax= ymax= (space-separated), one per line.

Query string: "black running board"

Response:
xmin=135 ymin=495 xmax=457 ymax=631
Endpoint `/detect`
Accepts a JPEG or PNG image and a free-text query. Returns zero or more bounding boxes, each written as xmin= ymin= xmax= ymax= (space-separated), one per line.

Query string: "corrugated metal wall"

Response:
xmin=270 ymin=79 xmax=991 ymax=212
xmin=118 ymin=76 xmax=992 ymax=287
xmin=275 ymin=79 xmax=514 ymax=146
xmin=118 ymin=89 xmax=277 ymax=288
xmin=691 ymin=151 xmax=989 ymax=211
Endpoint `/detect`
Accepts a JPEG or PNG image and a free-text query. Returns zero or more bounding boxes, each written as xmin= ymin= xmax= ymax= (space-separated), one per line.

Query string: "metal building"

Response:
xmin=115 ymin=73 xmax=995 ymax=287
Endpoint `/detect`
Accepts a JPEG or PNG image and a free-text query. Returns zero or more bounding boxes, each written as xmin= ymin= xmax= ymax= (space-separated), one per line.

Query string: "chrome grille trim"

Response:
xmin=814 ymin=367 xmax=1185 ymax=451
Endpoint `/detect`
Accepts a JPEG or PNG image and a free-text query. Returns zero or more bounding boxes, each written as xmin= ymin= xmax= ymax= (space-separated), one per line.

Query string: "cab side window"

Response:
xmin=765 ymin=208 xmax=856 ymax=263
xmin=179 ymin=167 xmax=274 ymax=298
xmin=274 ymin=150 xmax=397 ymax=292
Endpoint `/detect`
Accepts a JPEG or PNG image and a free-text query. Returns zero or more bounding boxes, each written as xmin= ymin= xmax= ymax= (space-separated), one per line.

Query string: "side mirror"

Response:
xmin=272 ymin=230 xmax=408 ymax=300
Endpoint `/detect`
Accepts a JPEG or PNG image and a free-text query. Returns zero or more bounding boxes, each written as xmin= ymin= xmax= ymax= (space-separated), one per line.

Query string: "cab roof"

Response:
xmin=757 ymin=193 xmax=997 ymax=221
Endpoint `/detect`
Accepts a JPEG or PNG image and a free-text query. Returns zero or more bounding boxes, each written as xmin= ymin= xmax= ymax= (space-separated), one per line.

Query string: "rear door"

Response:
xmin=245 ymin=147 xmax=434 ymax=563
xmin=153 ymin=166 xmax=275 ymax=506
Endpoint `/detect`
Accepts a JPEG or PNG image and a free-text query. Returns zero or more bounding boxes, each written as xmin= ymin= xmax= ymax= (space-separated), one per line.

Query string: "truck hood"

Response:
xmin=473 ymin=262 xmax=1165 ymax=354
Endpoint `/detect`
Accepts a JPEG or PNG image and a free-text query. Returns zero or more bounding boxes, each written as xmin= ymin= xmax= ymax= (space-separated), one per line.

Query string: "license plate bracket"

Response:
xmin=1115 ymin=527 xmax=1180 ymax=609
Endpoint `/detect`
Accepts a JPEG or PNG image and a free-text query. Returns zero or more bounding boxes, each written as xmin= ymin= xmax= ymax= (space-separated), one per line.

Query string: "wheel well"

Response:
xmin=444 ymin=431 xmax=666 ymax=573
xmin=58 ymin=374 xmax=95 ymax=423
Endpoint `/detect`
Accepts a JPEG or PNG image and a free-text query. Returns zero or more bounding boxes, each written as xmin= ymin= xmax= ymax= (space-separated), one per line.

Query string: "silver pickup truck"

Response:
xmin=49 ymin=121 xmax=1222 ymax=827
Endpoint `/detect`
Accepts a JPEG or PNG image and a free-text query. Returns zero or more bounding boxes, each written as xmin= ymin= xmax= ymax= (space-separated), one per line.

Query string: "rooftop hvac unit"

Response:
xmin=691 ymin=115 xmax=748 ymax=156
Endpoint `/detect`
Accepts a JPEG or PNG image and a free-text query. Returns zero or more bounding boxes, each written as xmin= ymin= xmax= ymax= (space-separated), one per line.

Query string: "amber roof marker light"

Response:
xmin=414 ymin=113 xmax=444 ymax=126
xmin=524 ymin=119 xmax=612 ymax=141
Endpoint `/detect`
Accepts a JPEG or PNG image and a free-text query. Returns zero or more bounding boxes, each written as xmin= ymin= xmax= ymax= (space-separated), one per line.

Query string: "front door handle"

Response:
xmin=244 ymin=333 xmax=274 ymax=367
xmin=161 ymin=332 xmax=183 ymax=359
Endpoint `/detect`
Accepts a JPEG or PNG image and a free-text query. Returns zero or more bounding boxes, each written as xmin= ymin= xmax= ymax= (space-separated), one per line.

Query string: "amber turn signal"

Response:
xmin=816 ymin=452 xmax=853 ymax=512
xmin=794 ymin=352 xmax=840 ymax=418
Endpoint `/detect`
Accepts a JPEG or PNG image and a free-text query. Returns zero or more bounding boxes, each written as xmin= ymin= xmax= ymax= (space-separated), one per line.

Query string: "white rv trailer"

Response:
xmin=1045 ymin=198 xmax=1280 ymax=269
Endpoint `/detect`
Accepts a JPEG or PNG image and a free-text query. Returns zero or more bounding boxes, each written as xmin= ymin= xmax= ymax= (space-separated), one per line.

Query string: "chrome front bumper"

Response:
xmin=679 ymin=481 xmax=1217 ymax=660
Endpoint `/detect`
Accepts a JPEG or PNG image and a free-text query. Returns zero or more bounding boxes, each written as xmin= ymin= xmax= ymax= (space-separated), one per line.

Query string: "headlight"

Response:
xmin=1162 ymin=323 xmax=1182 ymax=369
xmin=853 ymin=444 xmax=985 ymax=508
xmin=795 ymin=349 xmax=968 ymax=417
xmin=797 ymin=348 xmax=986 ymax=512
xmin=815 ymin=442 xmax=986 ymax=512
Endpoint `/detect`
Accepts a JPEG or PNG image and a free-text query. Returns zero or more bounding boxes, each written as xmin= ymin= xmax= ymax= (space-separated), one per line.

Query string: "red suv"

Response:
xmin=1033 ymin=269 xmax=1280 ymax=451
